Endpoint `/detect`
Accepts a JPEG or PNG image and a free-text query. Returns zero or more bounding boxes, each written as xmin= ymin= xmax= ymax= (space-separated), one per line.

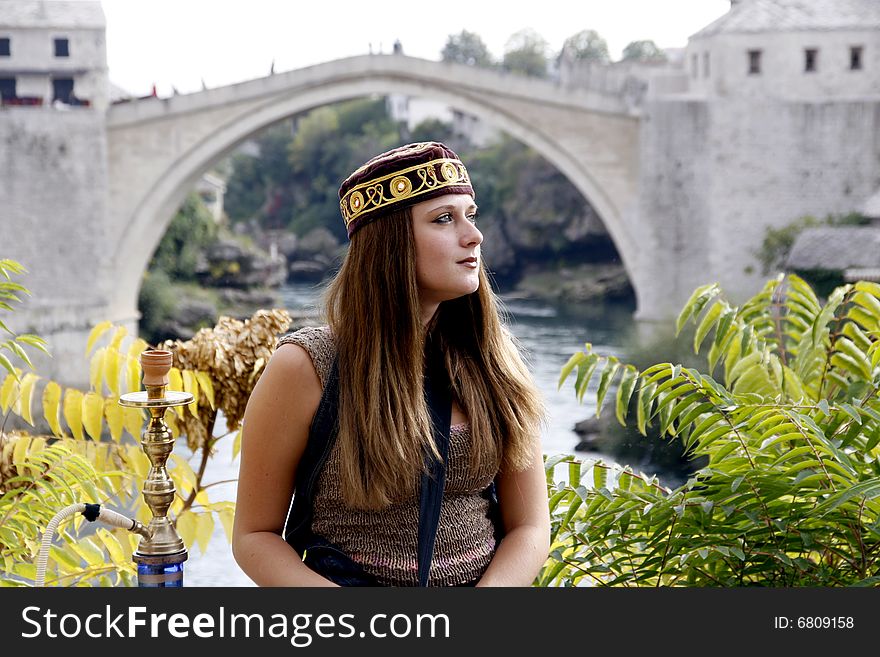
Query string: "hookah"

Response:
xmin=35 ymin=349 xmax=194 ymax=587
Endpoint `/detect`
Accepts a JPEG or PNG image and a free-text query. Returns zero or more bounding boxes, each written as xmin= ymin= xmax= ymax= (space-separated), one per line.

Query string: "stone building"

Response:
xmin=633 ymin=0 xmax=880 ymax=315
xmin=1 ymin=1 xmax=113 ymax=387
xmin=0 ymin=0 xmax=108 ymax=109
xmin=686 ymin=0 xmax=879 ymax=100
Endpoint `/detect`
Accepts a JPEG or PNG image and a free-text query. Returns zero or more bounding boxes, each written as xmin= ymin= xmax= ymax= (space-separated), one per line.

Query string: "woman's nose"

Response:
xmin=462 ymin=219 xmax=483 ymax=247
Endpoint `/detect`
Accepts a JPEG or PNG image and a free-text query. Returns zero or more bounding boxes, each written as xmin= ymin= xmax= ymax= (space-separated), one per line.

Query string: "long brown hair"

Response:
xmin=324 ymin=206 xmax=544 ymax=510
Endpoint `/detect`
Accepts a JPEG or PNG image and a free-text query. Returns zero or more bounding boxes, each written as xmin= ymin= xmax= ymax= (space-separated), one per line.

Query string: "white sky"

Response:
xmin=95 ymin=0 xmax=733 ymax=97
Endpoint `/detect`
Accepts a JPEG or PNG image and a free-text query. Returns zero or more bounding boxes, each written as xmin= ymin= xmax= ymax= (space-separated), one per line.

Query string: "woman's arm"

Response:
xmin=231 ymin=342 xmax=339 ymax=586
xmin=476 ymin=439 xmax=551 ymax=587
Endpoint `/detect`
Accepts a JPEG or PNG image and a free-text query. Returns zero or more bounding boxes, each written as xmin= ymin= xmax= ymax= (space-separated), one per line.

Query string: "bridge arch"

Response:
xmin=107 ymin=57 xmax=640 ymax=323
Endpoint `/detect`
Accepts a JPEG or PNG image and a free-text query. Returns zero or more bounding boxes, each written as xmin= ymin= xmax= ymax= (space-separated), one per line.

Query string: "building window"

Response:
xmin=54 ymin=38 xmax=69 ymax=57
xmin=0 ymin=38 xmax=10 ymax=57
xmin=851 ymin=46 xmax=864 ymax=70
xmin=691 ymin=54 xmax=698 ymax=79
xmin=52 ymin=78 xmax=74 ymax=104
xmin=748 ymin=49 xmax=762 ymax=75
xmin=804 ymin=48 xmax=818 ymax=72
xmin=0 ymin=78 xmax=16 ymax=101
xmin=703 ymin=52 xmax=710 ymax=78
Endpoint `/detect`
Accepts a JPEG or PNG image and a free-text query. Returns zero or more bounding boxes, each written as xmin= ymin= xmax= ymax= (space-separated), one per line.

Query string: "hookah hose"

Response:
xmin=34 ymin=503 xmax=149 ymax=587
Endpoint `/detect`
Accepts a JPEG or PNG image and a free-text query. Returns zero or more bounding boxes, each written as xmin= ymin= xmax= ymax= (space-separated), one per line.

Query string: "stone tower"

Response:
xmin=636 ymin=0 xmax=880 ymax=318
xmin=1 ymin=1 xmax=116 ymax=386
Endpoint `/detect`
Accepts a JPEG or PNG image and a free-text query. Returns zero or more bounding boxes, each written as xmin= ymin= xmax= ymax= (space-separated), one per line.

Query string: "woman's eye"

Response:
xmin=467 ymin=210 xmax=479 ymax=223
xmin=432 ymin=213 xmax=453 ymax=224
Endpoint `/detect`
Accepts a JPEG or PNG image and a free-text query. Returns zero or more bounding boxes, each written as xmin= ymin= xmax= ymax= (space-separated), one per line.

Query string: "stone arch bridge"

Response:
xmin=6 ymin=54 xmax=684 ymax=385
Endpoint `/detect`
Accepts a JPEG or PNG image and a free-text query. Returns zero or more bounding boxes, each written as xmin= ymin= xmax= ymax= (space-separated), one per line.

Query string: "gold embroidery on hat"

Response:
xmin=340 ymin=157 xmax=472 ymax=229
xmin=390 ymin=176 xmax=412 ymax=198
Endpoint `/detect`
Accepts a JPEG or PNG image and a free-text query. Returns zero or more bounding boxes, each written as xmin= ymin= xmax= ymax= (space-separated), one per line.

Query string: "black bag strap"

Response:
xmin=418 ymin=343 xmax=452 ymax=587
xmin=284 ymin=349 xmax=453 ymax=588
xmin=283 ymin=359 xmax=340 ymax=549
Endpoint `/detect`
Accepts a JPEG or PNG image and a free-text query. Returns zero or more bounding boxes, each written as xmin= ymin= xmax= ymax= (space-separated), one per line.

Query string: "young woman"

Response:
xmin=232 ymin=141 xmax=550 ymax=586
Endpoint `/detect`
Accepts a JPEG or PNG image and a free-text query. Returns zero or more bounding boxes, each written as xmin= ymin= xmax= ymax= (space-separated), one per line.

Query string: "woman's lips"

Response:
xmin=457 ymin=257 xmax=478 ymax=268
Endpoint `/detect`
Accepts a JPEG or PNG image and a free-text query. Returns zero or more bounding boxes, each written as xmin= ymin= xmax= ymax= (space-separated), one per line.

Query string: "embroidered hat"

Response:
xmin=338 ymin=141 xmax=474 ymax=238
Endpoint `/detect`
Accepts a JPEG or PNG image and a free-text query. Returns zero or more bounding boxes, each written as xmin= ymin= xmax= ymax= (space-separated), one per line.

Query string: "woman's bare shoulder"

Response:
xmin=263 ymin=340 xmax=322 ymax=395
xmin=275 ymin=326 xmax=335 ymax=387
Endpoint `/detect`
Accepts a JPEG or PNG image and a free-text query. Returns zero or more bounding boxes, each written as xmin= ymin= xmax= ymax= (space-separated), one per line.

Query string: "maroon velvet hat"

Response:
xmin=338 ymin=141 xmax=474 ymax=238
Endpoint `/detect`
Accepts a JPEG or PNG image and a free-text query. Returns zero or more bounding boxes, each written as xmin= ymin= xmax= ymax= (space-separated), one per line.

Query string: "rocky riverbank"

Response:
xmin=152 ymin=220 xmax=633 ymax=343
xmin=508 ymin=262 xmax=632 ymax=304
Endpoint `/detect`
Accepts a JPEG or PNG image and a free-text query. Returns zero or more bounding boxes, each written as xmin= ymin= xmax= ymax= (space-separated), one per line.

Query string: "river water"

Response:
xmin=182 ymin=282 xmax=644 ymax=586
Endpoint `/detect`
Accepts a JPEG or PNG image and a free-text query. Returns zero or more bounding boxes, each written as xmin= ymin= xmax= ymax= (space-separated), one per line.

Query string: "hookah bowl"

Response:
xmin=119 ymin=349 xmax=194 ymax=587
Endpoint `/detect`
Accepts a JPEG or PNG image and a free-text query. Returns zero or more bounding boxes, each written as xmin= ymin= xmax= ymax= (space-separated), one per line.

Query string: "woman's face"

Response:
xmin=410 ymin=193 xmax=483 ymax=317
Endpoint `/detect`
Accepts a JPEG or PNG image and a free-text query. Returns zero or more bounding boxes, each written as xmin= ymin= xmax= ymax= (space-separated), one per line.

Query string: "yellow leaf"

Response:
xmin=50 ymin=544 xmax=82 ymax=574
xmin=89 ymin=347 xmax=105 ymax=393
xmin=175 ymin=510 xmax=197 ymax=550
xmin=103 ymin=348 xmax=120 ymax=397
xmin=89 ymin=441 xmax=104 ymax=471
xmin=164 ymin=409 xmax=180 ymax=438
xmin=82 ymin=392 xmax=105 ymax=441
xmin=118 ymin=528 xmax=136 ymax=562
xmin=195 ymin=513 xmax=215 ymax=555
xmin=42 ymin=380 xmax=63 ymax=436
xmin=104 ymin=397 xmax=124 ymax=443
xmin=1 ymin=372 xmax=19 ymax=414
xmin=182 ymin=369 xmax=198 ymax=416
xmin=12 ymin=433 xmax=30 ymax=466
xmin=69 ymin=535 xmax=106 ymax=567
xmin=126 ymin=338 xmax=148 ymax=393
xmin=195 ymin=489 xmax=210 ymax=507
xmin=195 ymin=371 xmax=215 ymax=409
xmin=170 ymin=454 xmax=198 ymax=492
xmin=86 ymin=321 xmax=113 ymax=356
xmin=168 ymin=367 xmax=184 ymax=418
xmin=123 ymin=406 xmax=144 ymax=440
xmin=125 ymin=444 xmax=150 ymax=479
xmin=63 ymin=388 xmax=84 ymax=440
xmin=109 ymin=325 xmax=128 ymax=353
xmin=128 ymin=337 xmax=149 ymax=357
xmin=218 ymin=506 xmax=235 ymax=543
xmin=136 ymin=502 xmax=151 ymax=526
xmin=96 ymin=527 xmax=125 ymax=564
xmin=232 ymin=428 xmax=242 ymax=460
xmin=18 ymin=372 xmax=38 ymax=426
xmin=126 ymin=354 xmax=141 ymax=393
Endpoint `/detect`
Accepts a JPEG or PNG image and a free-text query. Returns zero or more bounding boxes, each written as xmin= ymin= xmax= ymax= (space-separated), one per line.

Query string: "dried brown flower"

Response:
xmin=158 ymin=309 xmax=291 ymax=451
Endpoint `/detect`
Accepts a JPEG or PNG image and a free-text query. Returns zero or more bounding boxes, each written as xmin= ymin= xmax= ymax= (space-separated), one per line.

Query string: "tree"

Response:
xmin=149 ymin=193 xmax=218 ymax=282
xmin=541 ymin=274 xmax=880 ymax=586
xmin=1 ymin=263 xmax=291 ymax=586
xmin=408 ymin=118 xmax=455 ymax=145
xmin=441 ymin=30 xmax=493 ymax=67
xmin=621 ymin=39 xmax=667 ymax=63
xmin=502 ymin=29 xmax=549 ymax=78
xmin=287 ymin=98 xmax=401 ymax=240
xmin=561 ymin=29 xmax=610 ymax=63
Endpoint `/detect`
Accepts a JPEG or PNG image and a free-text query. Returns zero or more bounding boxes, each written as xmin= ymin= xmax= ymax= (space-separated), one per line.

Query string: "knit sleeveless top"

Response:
xmin=276 ymin=326 xmax=498 ymax=586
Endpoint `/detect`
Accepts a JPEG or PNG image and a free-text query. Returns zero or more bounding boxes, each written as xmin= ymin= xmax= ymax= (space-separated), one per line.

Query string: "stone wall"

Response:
xmin=636 ymin=95 xmax=880 ymax=317
xmin=633 ymin=99 xmax=713 ymax=319
xmin=0 ymin=107 xmax=119 ymax=386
